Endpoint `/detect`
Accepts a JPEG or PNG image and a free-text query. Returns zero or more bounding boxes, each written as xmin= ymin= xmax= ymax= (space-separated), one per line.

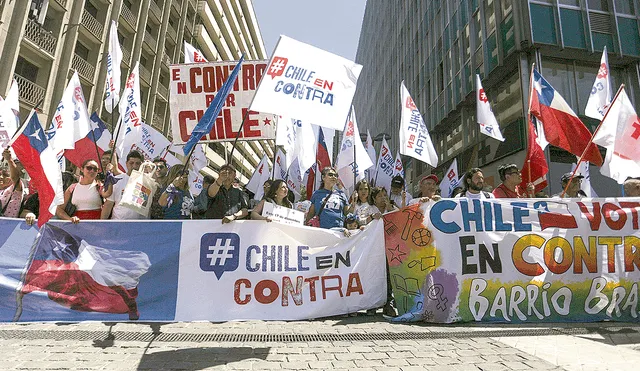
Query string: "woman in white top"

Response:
xmin=57 ymin=159 xmax=112 ymax=223
xmin=251 ymin=179 xmax=293 ymax=221
xmin=369 ymin=186 xmax=398 ymax=215
xmin=346 ymin=180 xmax=380 ymax=225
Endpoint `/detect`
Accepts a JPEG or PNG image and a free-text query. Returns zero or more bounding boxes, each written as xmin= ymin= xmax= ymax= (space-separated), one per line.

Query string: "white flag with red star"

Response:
xmin=476 ymin=74 xmax=505 ymax=142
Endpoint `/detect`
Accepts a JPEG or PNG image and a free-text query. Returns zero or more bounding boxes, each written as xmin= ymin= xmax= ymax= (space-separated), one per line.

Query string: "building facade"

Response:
xmin=0 ymin=0 xmax=271 ymax=184
xmin=354 ymin=0 xmax=640 ymax=196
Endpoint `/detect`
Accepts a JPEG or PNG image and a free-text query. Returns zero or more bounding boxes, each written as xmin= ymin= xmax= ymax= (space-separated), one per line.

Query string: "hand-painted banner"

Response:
xmin=383 ymin=198 xmax=640 ymax=323
xmin=0 ymin=218 xmax=386 ymax=322
xmin=169 ymin=60 xmax=276 ymax=144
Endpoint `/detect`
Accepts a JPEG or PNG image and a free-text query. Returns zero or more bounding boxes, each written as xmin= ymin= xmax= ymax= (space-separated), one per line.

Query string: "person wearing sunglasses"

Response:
xmin=57 ymin=159 xmax=112 ymax=223
xmin=305 ymin=166 xmax=353 ymax=229
xmin=493 ymin=164 xmax=535 ymax=198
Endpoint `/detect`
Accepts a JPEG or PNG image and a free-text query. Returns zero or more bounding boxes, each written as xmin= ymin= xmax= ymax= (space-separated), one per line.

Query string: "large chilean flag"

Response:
xmin=10 ymin=112 xmax=64 ymax=226
xmin=63 ymin=113 xmax=112 ymax=169
xmin=530 ymin=70 xmax=603 ymax=166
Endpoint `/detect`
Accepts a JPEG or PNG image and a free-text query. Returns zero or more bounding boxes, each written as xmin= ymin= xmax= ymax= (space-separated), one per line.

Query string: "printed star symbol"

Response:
xmin=263 ymin=118 xmax=271 ymax=125
xmin=29 ymin=128 xmax=42 ymax=141
xmin=52 ymin=240 xmax=71 ymax=254
xmin=388 ymin=244 xmax=406 ymax=263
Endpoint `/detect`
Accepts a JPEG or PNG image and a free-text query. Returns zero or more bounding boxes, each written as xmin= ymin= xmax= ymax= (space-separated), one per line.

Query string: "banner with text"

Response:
xmin=383 ymin=198 xmax=640 ymax=323
xmin=0 ymin=218 xmax=386 ymax=322
xmin=169 ymin=60 xmax=276 ymax=144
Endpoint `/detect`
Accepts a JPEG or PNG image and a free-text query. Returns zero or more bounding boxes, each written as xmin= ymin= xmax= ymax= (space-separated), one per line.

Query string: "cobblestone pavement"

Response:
xmin=0 ymin=316 xmax=638 ymax=370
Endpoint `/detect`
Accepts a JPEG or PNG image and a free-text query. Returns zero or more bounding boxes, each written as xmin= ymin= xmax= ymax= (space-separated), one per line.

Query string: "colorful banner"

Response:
xmin=0 ymin=218 xmax=386 ymax=322
xmin=383 ymin=198 xmax=640 ymax=323
xmin=169 ymin=60 xmax=276 ymax=144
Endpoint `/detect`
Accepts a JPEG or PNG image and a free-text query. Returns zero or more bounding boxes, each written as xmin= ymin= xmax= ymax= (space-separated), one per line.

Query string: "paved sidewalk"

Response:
xmin=0 ymin=316 xmax=638 ymax=370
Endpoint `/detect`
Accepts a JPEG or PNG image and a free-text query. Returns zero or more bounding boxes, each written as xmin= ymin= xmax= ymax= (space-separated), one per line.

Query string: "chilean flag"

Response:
xmin=312 ymin=127 xmax=332 ymax=191
xmin=530 ymin=69 xmax=603 ymax=166
xmin=21 ymin=224 xmax=151 ymax=319
xmin=9 ymin=112 xmax=64 ymax=226
xmin=63 ymin=113 xmax=112 ymax=169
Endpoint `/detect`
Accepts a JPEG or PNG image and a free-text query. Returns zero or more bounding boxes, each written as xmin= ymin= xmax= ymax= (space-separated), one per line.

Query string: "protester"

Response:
xmin=158 ymin=165 xmax=194 ymax=220
xmin=410 ymin=174 xmax=441 ymax=204
xmin=251 ymin=179 xmax=293 ymax=221
xmin=389 ymin=175 xmax=412 ymax=208
xmin=150 ymin=157 xmax=170 ymax=220
xmin=553 ymin=172 xmax=585 ymax=198
xmin=262 ymin=179 xmax=273 ymax=199
xmin=493 ymin=164 xmax=535 ymax=198
xmin=306 ymin=167 xmax=352 ymax=229
xmin=347 ymin=180 xmax=380 ymax=225
xmin=0 ymin=149 xmax=23 ymax=218
xmin=205 ymin=164 xmax=248 ymax=223
xmin=624 ymin=177 xmax=640 ymax=197
xmin=21 ymin=172 xmax=77 ymax=226
xmin=101 ymin=150 xmax=146 ymax=219
xmin=456 ymin=168 xmax=495 ymax=199
xmin=57 ymin=159 xmax=111 ymax=223
xmin=369 ymin=186 xmax=398 ymax=214
xmin=192 ymin=175 xmax=214 ymax=219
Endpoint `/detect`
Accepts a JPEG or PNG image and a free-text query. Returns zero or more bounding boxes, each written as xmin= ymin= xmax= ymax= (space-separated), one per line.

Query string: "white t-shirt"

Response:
xmin=107 ymin=174 xmax=147 ymax=220
xmin=455 ymin=190 xmax=495 ymax=199
xmin=72 ymin=182 xmax=102 ymax=211
xmin=354 ymin=202 xmax=375 ymax=225
xmin=390 ymin=192 xmax=413 ymax=208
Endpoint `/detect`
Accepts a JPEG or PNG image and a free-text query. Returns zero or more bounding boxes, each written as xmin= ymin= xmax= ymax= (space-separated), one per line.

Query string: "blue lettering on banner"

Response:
xmin=430 ymin=200 xmax=537 ymax=234
xmin=200 ymin=233 xmax=240 ymax=279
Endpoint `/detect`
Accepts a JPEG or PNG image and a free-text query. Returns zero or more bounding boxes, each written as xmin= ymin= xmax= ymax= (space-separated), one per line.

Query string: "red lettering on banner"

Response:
xmin=172 ymin=68 xmax=181 ymax=81
xmin=177 ymin=82 xmax=187 ymax=94
xmin=255 ymin=280 xmax=279 ymax=304
xmin=632 ymin=122 xmax=640 ymax=140
xmin=190 ymin=68 xmax=202 ymax=93
xmin=407 ymin=134 xmax=415 ymax=149
xmin=178 ymin=111 xmax=197 ymax=142
xmin=619 ymin=202 xmax=640 ymax=229
xmin=578 ymin=202 xmax=640 ymax=231
xmin=242 ymin=64 xmax=256 ymax=90
xmin=602 ymin=203 xmax=627 ymax=230
xmin=243 ymin=109 xmax=261 ymax=138
xmin=226 ymin=94 xmax=236 ymax=107
xmin=578 ymin=202 xmax=602 ymax=231
xmin=234 ymin=279 xmax=251 ymax=304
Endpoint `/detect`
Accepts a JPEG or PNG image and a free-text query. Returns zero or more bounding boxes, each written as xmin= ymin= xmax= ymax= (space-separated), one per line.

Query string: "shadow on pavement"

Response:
xmin=136 ymin=347 xmax=270 ymax=370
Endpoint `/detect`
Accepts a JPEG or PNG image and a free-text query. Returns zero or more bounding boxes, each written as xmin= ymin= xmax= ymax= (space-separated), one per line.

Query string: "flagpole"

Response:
xmin=271 ymin=123 xmax=278 ymax=180
xmin=526 ymin=64 xmax=535 ymax=192
xmin=228 ymin=107 xmax=252 ymax=165
xmin=560 ymin=84 xmax=625 ymax=197
xmin=88 ymin=121 xmax=104 ymax=174
xmin=6 ymin=98 xmax=45 ymax=147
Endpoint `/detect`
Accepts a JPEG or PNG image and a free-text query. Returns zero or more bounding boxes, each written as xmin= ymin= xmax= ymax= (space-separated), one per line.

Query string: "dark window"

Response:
xmin=530 ymin=4 xmax=558 ymax=44
xmin=615 ymin=0 xmax=635 ymax=14
xmin=588 ymin=0 xmax=609 ymax=11
xmin=75 ymin=42 xmax=90 ymax=60
xmin=618 ymin=18 xmax=640 ymax=55
xmin=85 ymin=0 xmax=98 ymax=18
xmin=560 ymin=9 xmax=586 ymax=49
xmin=15 ymin=57 xmax=39 ymax=82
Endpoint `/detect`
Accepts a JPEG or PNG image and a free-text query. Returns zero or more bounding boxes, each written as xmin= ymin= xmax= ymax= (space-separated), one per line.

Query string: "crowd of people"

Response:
xmin=2 ymin=146 xmax=640 ymax=317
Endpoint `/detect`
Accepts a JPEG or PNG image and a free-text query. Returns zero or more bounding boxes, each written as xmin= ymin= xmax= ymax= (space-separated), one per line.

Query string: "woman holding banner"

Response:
xmin=305 ymin=167 xmax=353 ymax=229
xmin=251 ymin=179 xmax=293 ymax=221
xmin=158 ymin=165 xmax=195 ymax=220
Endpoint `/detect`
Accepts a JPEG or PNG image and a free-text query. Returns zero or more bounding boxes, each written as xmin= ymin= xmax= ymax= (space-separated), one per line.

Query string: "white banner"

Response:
xmin=399 ymin=81 xmax=438 ymax=167
xmin=119 ymin=122 xmax=171 ymax=169
xmin=374 ymin=138 xmax=394 ymax=192
xmin=262 ymin=202 xmax=305 ymax=225
xmin=175 ymin=219 xmax=387 ymax=321
xmin=249 ymin=36 xmax=363 ymax=131
xmin=116 ymin=63 xmax=142 ymax=158
xmin=169 ymin=60 xmax=276 ymax=144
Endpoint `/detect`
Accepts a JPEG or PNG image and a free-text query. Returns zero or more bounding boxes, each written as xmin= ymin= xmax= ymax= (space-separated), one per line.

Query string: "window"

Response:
xmin=588 ymin=0 xmax=610 ymax=11
xmin=615 ymin=0 xmax=635 ymax=14
xmin=75 ymin=42 xmax=90 ymax=60
xmin=560 ymin=9 xmax=586 ymax=48
xmin=530 ymin=4 xmax=558 ymax=44
xmin=618 ymin=18 xmax=640 ymax=55
xmin=15 ymin=57 xmax=39 ymax=82
xmin=85 ymin=0 xmax=98 ymax=18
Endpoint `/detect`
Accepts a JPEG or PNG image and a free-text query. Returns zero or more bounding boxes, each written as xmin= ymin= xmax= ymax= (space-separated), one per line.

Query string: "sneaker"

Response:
xmin=366 ymin=309 xmax=377 ymax=316
xmin=382 ymin=304 xmax=396 ymax=317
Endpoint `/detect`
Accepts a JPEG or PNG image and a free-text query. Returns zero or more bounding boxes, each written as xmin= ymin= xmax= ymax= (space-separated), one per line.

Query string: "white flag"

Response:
xmin=364 ymin=130 xmax=376 ymax=183
xmin=399 ymin=81 xmax=438 ymax=167
xmin=273 ymin=148 xmax=287 ymax=180
xmin=105 ymin=21 xmax=122 ymax=113
xmin=476 ymin=74 xmax=505 ymax=142
xmin=286 ymin=116 xmax=316 ymax=174
xmin=250 ymin=35 xmax=363 ymax=131
xmin=571 ymin=159 xmax=598 ymax=197
xmin=49 ymin=72 xmax=92 ymax=154
xmin=0 ymin=80 xmax=19 ymax=151
xmin=335 ymin=108 xmax=373 ymax=193
xmin=374 ymin=137 xmax=394 ymax=193
xmin=286 ymin=157 xmax=303 ymax=201
xmin=184 ymin=41 xmax=208 ymax=63
xmin=439 ymin=159 xmax=460 ymax=198
xmin=116 ymin=63 xmax=142 ymax=158
xmin=245 ymin=155 xmax=271 ymax=200
xmin=275 ymin=116 xmax=294 ymax=170
xmin=189 ymin=170 xmax=204 ymax=197
xmin=592 ymin=87 xmax=640 ymax=183
xmin=585 ymin=47 xmax=613 ymax=120
xmin=119 ymin=122 xmax=171 ymax=169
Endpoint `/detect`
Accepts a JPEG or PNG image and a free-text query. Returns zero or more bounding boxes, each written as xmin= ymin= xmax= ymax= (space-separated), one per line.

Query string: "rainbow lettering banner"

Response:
xmin=384 ymin=198 xmax=640 ymax=323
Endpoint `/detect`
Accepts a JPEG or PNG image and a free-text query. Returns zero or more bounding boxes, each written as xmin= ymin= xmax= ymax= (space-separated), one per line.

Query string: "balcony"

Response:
xmin=139 ymin=64 xmax=152 ymax=84
xmin=121 ymin=46 xmax=131 ymax=66
xmin=81 ymin=9 xmax=104 ymax=40
xmin=23 ymin=19 xmax=57 ymax=56
xmin=167 ymin=23 xmax=177 ymax=42
xmin=14 ymin=74 xmax=46 ymax=107
xmin=152 ymin=113 xmax=164 ymax=131
xmin=149 ymin=0 xmax=161 ymax=22
xmin=172 ymin=0 xmax=182 ymax=12
xmin=53 ymin=0 xmax=67 ymax=8
xmin=72 ymin=54 xmax=96 ymax=82
xmin=144 ymin=31 xmax=157 ymax=49
xmin=157 ymin=83 xmax=169 ymax=100
xmin=121 ymin=4 xmax=137 ymax=29
xmin=162 ymin=52 xmax=171 ymax=67
xmin=188 ymin=0 xmax=197 ymax=10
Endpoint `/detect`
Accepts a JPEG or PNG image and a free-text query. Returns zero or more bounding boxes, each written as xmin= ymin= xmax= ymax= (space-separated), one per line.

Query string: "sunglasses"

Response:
xmin=325 ymin=173 xmax=338 ymax=178
xmin=507 ymin=171 xmax=521 ymax=175
xmin=156 ymin=165 xmax=167 ymax=169
xmin=85 ymin=165 xmax=99 ymax=171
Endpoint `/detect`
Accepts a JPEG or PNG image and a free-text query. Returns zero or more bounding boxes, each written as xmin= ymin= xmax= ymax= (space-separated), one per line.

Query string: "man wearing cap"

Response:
xmin=553 ymin=172 xmax=585 ymax=198
xmin=389 ymin=175 xmax=412 ymax=208
xmin=410 ymin=174 xmax=441 ymax=204
xmin=493 ymin=164 xmax=535 ymax=198
xmin=624 ymin=177 xmax=640 ymax=197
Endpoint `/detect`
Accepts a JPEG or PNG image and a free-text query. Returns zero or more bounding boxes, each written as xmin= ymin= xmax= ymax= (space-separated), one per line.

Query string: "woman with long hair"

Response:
xmin=158 ymin=165 xmax=195 ymax=219
xmin=251 ymin=179 xmax=292 ymax=221
xmin=347 ymin=179 xmax=380 ymax=225
xmin=57 ymin=159 xmax=111 ymax=223
xmin=305 ymin=167 xmax=353 ymax=229
xmin=369 ymin=186 xmax=397 ymax=215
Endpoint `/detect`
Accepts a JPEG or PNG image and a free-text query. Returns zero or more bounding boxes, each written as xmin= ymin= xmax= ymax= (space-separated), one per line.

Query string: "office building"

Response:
xmin=354 ymin=1 xmax=640 ymax=195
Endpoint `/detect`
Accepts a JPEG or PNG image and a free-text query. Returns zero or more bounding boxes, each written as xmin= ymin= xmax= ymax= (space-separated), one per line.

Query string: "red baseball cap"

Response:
xmin=421 ymin=174 xmax=439 ymax=183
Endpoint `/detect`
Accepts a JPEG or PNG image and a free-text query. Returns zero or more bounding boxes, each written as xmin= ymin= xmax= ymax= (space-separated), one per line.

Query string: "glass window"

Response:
xmin=15 ymin=57 xmax=39 ymax=83
xmin=560 ymin=8 xmax=587 ymax=49
xmin=487 ymin=33 xmax=498 ymax=72
xmin=574 ymin=64 xmax=598 ymax=115
xmin=618 ymin=17 xmax=640 ymax=55
xmin=588 ymin=0 xmax=610 ymax=11
xmin=485 ymin=0 xmax=496 ymax=34
xmin=75 ymin=42 xmax=90 ymax=60
xmin=501 ymin=11 xmax=516 ymax=55
xmin=501 ymin=0 xmax=513 ymax=15
xmin=592 ymin=31 xmax=615 ymax=51
xmin=559 ymin=0 xmax=580 ymax=6
xmin=615 ymin=0 xmax=635 ymax=14
xmin=530 ymin=4 xmax=558 ymax=45
xmin=541 ymin=61 xmax=577 ymax=110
